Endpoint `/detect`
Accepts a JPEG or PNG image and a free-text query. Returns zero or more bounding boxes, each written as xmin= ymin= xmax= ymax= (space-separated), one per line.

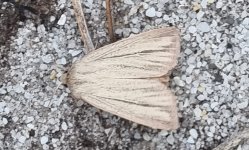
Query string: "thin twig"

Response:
xmin=105 ymin=0 xmax=115 ymax=42
xmin=72 ymin=0 xmax=94 ymax=53
xmin=213 ymin=128 xmax=249 ymax=150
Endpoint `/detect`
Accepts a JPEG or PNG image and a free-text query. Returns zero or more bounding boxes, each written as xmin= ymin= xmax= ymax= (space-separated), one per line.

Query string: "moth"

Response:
xmin=68 ymin=27 xmax=180 ymax=130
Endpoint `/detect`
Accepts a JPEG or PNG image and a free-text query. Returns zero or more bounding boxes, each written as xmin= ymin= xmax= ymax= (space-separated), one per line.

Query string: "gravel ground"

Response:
xmin=1 ymin=0 xmax=249 ymax=149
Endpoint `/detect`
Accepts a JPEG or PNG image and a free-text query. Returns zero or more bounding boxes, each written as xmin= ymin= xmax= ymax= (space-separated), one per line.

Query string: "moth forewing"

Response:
xmin=68 ymin=27 xmax=180 ymax=130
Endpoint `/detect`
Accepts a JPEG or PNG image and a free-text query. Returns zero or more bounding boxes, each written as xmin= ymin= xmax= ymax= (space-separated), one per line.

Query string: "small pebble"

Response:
xmin=211 ymin=102 xmax=219 ymax=109
xmin=69 ymin=50 xmax=82 ymax=57
xmin=145 ymin=7 xmax=156 ymax=17
xmin=194 ymin=107 xmax=202 ymax=118
xmin=124 ymin=0 xmax=134 ymax=5
xmin=163 ymin=14 xmax=170 ymax=21
xmin=189 ymin=26 xmax=197 ymax=33
xmin=18 ymin=136 xmax=26 ymax=143
xmin=61 ymin=122 xmax=68 ymax=130
xmin=42 ymin=54 xmax=54 ymax=64
xmin=156 ymin=11 xmax=162 ymax=17
xmin=134 ymin=132 xmax=141 ymax=139
xmin=237 ymin=101 xmax=248 ymax=109
xmin=187 ymin=136 xmax=195 ymax=143
xmin=189 ymin=129 xmax=198 ymax=139
xmin=166 ymin=134 xmax=175 ymax=145
xmin=197 ymin=22 xmax=210 ymax=32
xmin=143 ymin=133 xmax=151 ymax=141
xmin=40 ymin=136 xmax=49 ymax=144
xmin=197 ymin=95 xmax=205 ymax=101
xmin=57 ymin=14 xmax=67 ymax=25
xmin=174 ymin=77 xmax=185 ymax=87
xmin=216 ymin=1 xmax=223 ymax=8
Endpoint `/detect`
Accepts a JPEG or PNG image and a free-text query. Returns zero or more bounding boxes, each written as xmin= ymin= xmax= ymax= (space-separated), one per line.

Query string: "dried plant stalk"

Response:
xmin=68 ymin=27 xmax=180 ymax=130
xmin=105 ymin=0 xmax=115 ymax=42
xmin=72 ymin=0 xmax=94 ymax=52
xmin=213 ymin=128 xmax=249 ymax=150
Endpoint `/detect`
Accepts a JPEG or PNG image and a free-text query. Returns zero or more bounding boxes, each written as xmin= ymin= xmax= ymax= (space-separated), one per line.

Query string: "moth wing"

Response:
xmin=68 ymin=27 xmax=180 ymax=130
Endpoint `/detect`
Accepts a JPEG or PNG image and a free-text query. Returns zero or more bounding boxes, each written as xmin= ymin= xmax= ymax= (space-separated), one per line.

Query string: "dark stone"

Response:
xmin=226 ymin=43 xmax=233 ymax=49
xmin=213 ymin=72 xmax=224 ymax=83
xmin=208 ymin=63 xmax=218 ymax=70
xmin=225 ymin=16 xmax=235 ymax=25
xmin=29 ymin=129 xmax=35 ymax=137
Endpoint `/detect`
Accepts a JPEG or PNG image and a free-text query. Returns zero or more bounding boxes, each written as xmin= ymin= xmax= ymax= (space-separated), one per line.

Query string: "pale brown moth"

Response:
xmin=68 ymin=27 xmax=180 ymax=130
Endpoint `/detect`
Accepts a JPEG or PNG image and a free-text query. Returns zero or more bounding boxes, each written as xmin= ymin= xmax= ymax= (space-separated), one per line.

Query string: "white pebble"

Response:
xmin=42 ymin=54 xmax=54 ymax=64
xmin=145 ymin=7 xmax=156 ymax=17
xmin=174 ymin=77 xmax=185 ymax=87
xmin=188 ymin=26 xmax=197 ymax=33
xmin=124 ymin=0 xmax=134 ymax=5
xmin=40 ymin=136 xmax=49 ymax=144
xmin=163 ymin=14 xmax=170 ymax=21
xmin=142 ymin=2 xmax=149 ymax=9
xmin=52 ymin=138 xmax=59 ymax=143
xmin=242 ymin=18 xmax=249 ymax=26
xmin=131 ymin=28 xmax=139 ymax=33
xmin=134 ymin=132 xmax=141 ymax=139
xmin=67 ymin=40 xmax=76 ymax=49
xmin=37 ymin=25 xmax=46 ymax=34
xmin=187 ymin=136 xmax=195 ymax=143
xmin=4 ymin=107 xmax=10 ymax=114
xmin=131 ymin=17 xmax=139 ymax=24
xmin=234 ymin=53 xmax=241 ymax=60
xmin=156 ymin=11 xmax=162 ymax=17
xmin=196 ymin=11 xmax=205 ymax=20
xmin=197 ymin=22 xmax=210 ymax=32
xmin=61 ymin=122 xmax=68 ymax=130
xmin=237 ymin=100 xmax=248 ymax=109
xmin=14 ymin=85 xmax=24 ymax=93
xmin=166 ymin=134 xmax=175 ymax=145
xmin=216 ymin=0 xmax=223 ymax=8
xmin=200 ymin=0 xmax=208 ymax=8
xmin=159 ymin=130 xmax=168 ymax=136
xmin=76 ymin=100 xmax=84 ymax=107
xmin=57 ymin=14 xmax=67 ymax=25
xmin=143 ymin=133 xmax=151 ymax=141
xmin=40 ymin=64 xmax=48 ymax=70
xmin=185 ymin=76 xmax=192 ymax=84
xmin=50 ymin=16 xmax=55 ymax=22
xmin=58 ymin=57 xmax=67 ymax=65
xmin=26 ymin=117 xmax=34 ymax=123
xmin=194 ymin=107 xmax=202 ymax=118
xmin=210 ymin=126 xmax=216 ymax=133
xmin=184 ymin=49 xmax=192 ymax=55
xmin=18 ymin=136 xmax=26 ymax=143
xmin=0 ymin=89 xmax=7 ymax=94
xmin=12 ymin=117 xmax=19 ymax=122
xmin=27 ymin=123 xmax=35 ymax=129
xmin=189 ymin=129 xmax=198 ymax=139
xmin=186 ymin=66 xmax=195 ymax=74
xmin=183 ymin=99 xmax=190 ymax=107
xmin=197 ymin=95 xmax=205 ymax=101
xmin=69 ymin=50 xmax=82 ymax=57
xmin=207 ymin=132 xmax=214 ymax=137
xmin=2 ymin=118 xmax=8 ymax=125
xmin=211 ymin=102 xmax=219 ymax=109
xmin=115 ymin=28 xmax=123 ymax=35
xmin=16 ymin=37 xmax=23 ymax=46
